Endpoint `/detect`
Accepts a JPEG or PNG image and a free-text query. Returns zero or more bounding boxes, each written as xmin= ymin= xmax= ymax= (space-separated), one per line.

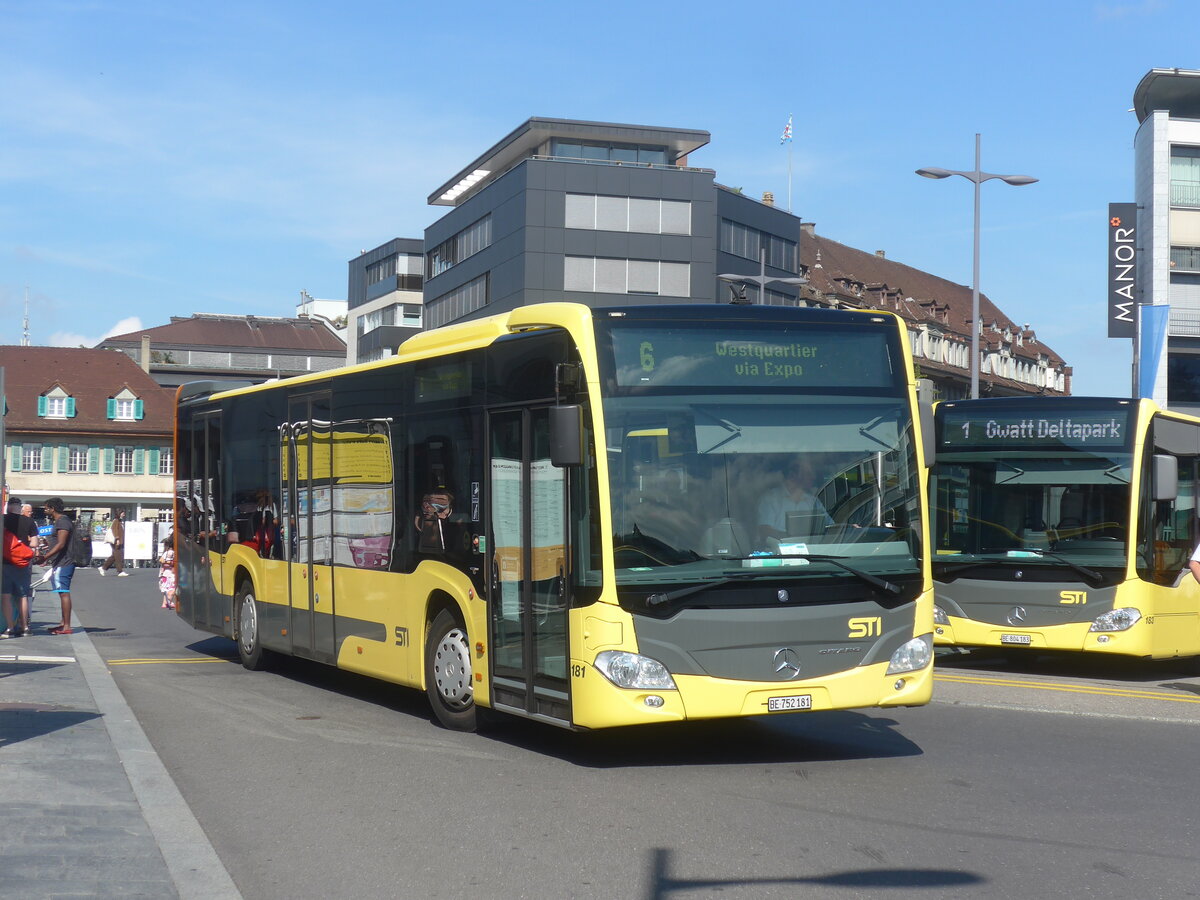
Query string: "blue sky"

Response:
xmin=0 ymin=0 xmax=1190 ymax=395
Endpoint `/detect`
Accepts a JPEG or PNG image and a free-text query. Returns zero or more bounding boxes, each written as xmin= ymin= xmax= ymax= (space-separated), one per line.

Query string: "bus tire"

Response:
xmin=425 ymin=609 xmax=476 ymax=731
xmin=236 ymin=581 xmax=273 ymax=671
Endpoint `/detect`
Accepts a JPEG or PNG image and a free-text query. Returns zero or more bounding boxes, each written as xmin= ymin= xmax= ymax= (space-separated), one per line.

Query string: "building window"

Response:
xmin=564 ymin=256 xmax=690 ymax=297
xmin=38 ymin=391 xmax=74 ymax=419
xmin=108 ymin=395 xmax=143 ymax=420
xmin=1172 ymin=246 xmax=1200 ymax=272
xmin=427 ymin=215 xmax=492 ymax=278
xmin=426 ymin=273 xmax=489 ymax=328
xmin=565 ymin=194 xmax=691 ymax=235
xmin=116 ymin=399 xmax=135 ymax=419
xmin=366 ymin=255 xmax=397 ymax=285
xmin=21 ymin=444 xmax=43 ymax=471
xmin=719 ymin=219 xmax=798 ymax=271
xmin=114 ymin=446 xmax=135 ymax=474
xmin=1171 ymin=146 xmax=1200 ymax=208
xmin=159 ymin=447 xmax=174 ymax=476
xmin=69 ymin=445 xmax=88 ymax=473
xmin=550 ymin=139 xmax=668 ymax=166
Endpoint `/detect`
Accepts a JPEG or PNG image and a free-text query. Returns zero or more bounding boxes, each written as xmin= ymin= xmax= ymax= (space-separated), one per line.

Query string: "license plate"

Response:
xmin=767 ymin=695 xmax=813 ymax=712
xmin=1000 ymin=633 xmax=1032 ymax=645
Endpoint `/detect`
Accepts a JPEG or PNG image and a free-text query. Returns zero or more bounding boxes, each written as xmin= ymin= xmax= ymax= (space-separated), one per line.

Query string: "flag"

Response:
xmin=780 ymin=114 xmax=793 ymax=145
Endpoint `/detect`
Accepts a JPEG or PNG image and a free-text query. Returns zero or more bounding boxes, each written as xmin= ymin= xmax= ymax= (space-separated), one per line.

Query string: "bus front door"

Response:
xmin=488 ymin=407 xmax=571 ymax=725
xmin=286 ymin=393 xmax=338 ymax=663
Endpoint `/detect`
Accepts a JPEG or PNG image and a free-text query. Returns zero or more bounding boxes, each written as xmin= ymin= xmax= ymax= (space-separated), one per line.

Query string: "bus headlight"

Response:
xmin=593 ymin=651 xmax=678 ymax=690
xmin=886 ymin=634 xmax=933 ymax=675
xmin=933 ymin=605 xmax=949 ymax=625
xmin=1089 ymin=608 xmax=1142 ymax=633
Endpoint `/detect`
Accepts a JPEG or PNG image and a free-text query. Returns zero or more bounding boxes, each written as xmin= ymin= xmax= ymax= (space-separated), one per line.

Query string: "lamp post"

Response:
xmin=718 ymin=249 xmax=807 ymax=305
xmin=916 ymin=134 xmax=1037 ymax=398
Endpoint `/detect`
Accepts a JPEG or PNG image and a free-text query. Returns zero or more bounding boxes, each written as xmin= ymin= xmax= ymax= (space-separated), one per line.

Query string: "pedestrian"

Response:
xmin=100 ymin=509 xmax=127 ymax=576
xmin=158 ymin=535 xmax=176 ymax=609
xmin=2 ymin=497 xmax=38 ymax=637
xmin=41 ymin=498 xmax=77 ymax=635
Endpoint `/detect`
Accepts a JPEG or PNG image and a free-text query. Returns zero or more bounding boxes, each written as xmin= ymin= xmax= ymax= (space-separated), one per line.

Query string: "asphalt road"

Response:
xmin=56 ymin=568 xmax=1200 ymax=900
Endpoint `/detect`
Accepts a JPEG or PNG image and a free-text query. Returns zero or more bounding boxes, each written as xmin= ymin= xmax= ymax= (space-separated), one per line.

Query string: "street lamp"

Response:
xmin=719 ymin=249 xmax=807 ymax=304
xmin=916 ymin=134 xmax=1037 ymax=399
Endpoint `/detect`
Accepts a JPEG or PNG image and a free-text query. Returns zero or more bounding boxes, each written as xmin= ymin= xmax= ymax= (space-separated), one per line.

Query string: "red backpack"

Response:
xmin=3 ymin=530 xmax=35 ymax=567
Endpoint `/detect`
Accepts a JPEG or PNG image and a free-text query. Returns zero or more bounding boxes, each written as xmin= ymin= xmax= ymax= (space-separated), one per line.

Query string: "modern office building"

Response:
xmin=415 ymin=116 xmax=1067 ymax=399
xmin=1133 ymin=68 xmax=1200 ymax=412
xmin=346 ymin=237 xmax=424 ymax=364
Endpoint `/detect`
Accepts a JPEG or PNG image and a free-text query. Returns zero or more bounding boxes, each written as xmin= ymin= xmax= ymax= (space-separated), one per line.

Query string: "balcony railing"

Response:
xmin=1170 ymin=181 xmax=1200 ymax=208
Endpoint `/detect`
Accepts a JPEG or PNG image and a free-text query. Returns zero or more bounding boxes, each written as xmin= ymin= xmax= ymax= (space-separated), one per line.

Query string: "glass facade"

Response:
xmin=550 ymin=139 xmax=667 ymax=166
xmin=720 ymin=219 xmax=797 ymax=271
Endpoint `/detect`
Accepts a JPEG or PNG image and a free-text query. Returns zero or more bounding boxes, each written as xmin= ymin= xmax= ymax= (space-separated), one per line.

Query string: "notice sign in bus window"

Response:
xmin=608 ymin=326 xmax=896 ymax=389
xmin=941 ymin=407 xmax=1131 ymax=451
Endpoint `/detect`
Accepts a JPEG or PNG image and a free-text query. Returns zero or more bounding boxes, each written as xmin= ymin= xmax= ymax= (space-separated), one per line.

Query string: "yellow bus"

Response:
xmin=174 ymin=302 xmax=934 ymax=731
xmin=931 ymin=396 xmax=1200 ymax=659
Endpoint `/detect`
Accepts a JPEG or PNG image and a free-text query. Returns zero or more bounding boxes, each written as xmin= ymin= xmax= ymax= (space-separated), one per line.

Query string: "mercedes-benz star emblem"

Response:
xmin=1007 ymin=606 xmax=1028 ymax=626
xmin=773 ymin=648 xmax=801 ymax=679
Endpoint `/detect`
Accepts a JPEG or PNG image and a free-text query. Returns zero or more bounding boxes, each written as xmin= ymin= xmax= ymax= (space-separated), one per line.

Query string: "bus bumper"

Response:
xmin=936 ymin=614 xmax=1157 ymax=657
xmin=569 ymin=657 xmax=933 ymax=730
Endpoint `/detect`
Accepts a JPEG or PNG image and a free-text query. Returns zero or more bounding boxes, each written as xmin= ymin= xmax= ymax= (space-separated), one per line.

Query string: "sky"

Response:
xmin=0 ymin=0 xmax=1192 ymax=396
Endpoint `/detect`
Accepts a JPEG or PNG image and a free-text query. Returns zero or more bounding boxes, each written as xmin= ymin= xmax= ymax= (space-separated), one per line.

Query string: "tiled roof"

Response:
xmin=0 ymin=346 xmax=173 ymax=435
xmin=802 ymin=232 xmax=1068 ymax=372
xmin=103 ymin=314 xmax=345 ymax=353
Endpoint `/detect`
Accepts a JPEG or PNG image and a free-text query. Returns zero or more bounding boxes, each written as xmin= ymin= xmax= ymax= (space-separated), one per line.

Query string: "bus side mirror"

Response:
xmin=550 ymin=405 xmax=583 ymax=467
xmin=917 ymin=379 xmax=935 ymax=468
xmin=1152 ymin=454 xmax=1178 ymax=502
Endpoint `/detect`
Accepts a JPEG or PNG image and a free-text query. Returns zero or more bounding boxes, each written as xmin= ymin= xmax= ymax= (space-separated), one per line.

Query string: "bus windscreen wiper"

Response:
xmin=717 ymin=555 xmax=903 ymax=596
xmin=645 ymin=574 xmax=760 ymax=607
xmin=937 ymin=548 xmax=1103 ymax=585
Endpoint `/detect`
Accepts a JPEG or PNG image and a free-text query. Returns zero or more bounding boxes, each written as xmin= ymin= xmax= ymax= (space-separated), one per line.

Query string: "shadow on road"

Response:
xmin=176 ymin=638 xmax=926 ymax=766
xmin=645 ymin=847 xmax=983 ymax=899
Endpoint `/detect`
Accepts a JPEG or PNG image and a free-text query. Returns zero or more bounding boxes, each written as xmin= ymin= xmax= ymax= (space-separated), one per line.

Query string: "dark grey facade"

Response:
xmin=346 ymin=237 xmax=424 ymax=364
xmin=421 ymin=118 xmax=806 ymax=328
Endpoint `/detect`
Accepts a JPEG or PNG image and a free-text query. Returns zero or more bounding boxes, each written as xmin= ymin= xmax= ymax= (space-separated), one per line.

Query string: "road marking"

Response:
xmin=935 ymin=672 xmax=1200 ymax=704
xmin=108 ymin=657 xmax=232 ymax=666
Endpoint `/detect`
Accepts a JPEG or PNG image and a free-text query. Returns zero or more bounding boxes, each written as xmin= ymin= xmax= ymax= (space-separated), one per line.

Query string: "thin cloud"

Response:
xmin=48 ymin=316 xmax=144 ymax=348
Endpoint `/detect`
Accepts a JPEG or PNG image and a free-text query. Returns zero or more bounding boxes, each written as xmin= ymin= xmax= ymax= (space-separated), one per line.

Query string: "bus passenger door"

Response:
xmin=487 ymin=407 xmax=571 ymax=724
xmin=287 ymin=393 xmax=338 ymax=663
xmin=178 ymin=408 xmax=224 ymax=631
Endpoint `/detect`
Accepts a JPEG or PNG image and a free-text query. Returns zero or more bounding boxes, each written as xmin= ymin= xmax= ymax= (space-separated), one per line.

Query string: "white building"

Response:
xmin=1133 ymin=68 xmax=1200 ymax=412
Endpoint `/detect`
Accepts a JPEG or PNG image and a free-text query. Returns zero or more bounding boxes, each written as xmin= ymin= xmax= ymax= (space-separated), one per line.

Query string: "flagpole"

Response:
xmin=788 ymin=140 xmax=793 ymax=213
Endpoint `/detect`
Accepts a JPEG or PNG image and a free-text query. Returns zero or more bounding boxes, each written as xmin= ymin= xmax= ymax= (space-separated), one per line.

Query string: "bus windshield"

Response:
xmin=603 ymin=394 xmax=922 ymax=589
xmin=932 ymin=402 xmax=1133 ymax=573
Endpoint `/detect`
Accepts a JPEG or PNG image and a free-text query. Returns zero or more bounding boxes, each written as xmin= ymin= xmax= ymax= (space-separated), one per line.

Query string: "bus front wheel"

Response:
xmin=236 ymin=581 xmax=273 ymax=671
xmin=425 ymin=609 xmax=476 ymax=731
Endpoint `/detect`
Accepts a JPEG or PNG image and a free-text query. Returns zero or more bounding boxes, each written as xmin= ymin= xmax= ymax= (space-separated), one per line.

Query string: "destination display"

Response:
xmin=940 ymin=407 xmax=1131 ymax=450
xmin=607 ymin=325 xmax=896 ymax=389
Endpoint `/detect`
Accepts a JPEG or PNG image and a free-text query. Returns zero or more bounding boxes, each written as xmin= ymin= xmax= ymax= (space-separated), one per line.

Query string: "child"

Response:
xmin=158 ymin=535 xmax=176 ymax=609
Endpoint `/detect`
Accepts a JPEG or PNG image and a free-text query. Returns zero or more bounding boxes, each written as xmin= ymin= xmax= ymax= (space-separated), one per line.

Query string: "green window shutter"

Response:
xmin=41 ymin=447 xmax=53 ymax=472
xmin=10 ymin=443 xmax=22 ymax=472
xmin=149 ymin=448 xmax=160 ymax=474
xmin=103 ymin=447 xmax=115 ymax=474
xmin=57 ymin=445 xmax=69 ymax=472
xmin=134 ymin=448 xmax=146 ymax=475
xmin=134 ymin=399 xmax=144 ymax=420
xmin=88 ymin=446 xmax=100 ymax=474
xmin=37 ymin=395 xmax=47 ymax=416
xmin=66 ymin=397 xmax=76 ymax=417
xmin=107 ymin=398 xmax=116 ymax=419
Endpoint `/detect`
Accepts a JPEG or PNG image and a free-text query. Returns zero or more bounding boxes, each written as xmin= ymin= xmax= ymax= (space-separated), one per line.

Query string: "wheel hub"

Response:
xmin=433 ymin=627 xmax=473 ymax=709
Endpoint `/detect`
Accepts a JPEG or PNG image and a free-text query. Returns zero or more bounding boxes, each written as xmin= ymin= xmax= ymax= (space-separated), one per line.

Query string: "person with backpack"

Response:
xmin=40 ymin=498 xmax=78 ymax=635
xmin=2 ymin=497 xmax=38 ymax=637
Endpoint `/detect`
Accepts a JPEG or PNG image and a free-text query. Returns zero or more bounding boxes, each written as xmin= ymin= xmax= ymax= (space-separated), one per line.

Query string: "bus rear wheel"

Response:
xmin=425 ymin=609 xmax=476 ymax=731
xmin=237 ymin=581 xmax=273 ymax=671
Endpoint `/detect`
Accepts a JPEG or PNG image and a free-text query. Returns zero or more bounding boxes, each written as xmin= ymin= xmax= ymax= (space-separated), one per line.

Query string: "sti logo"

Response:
xmin=1059 ymin=590 xmax=1088 ymax=605
xmin=848 ymin=616 xmax=882 ymax=639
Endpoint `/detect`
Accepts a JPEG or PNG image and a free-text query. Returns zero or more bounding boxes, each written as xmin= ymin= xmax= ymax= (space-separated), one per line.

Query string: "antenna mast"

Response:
xmin=22 ymin=286 xmax=30 ymax=346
